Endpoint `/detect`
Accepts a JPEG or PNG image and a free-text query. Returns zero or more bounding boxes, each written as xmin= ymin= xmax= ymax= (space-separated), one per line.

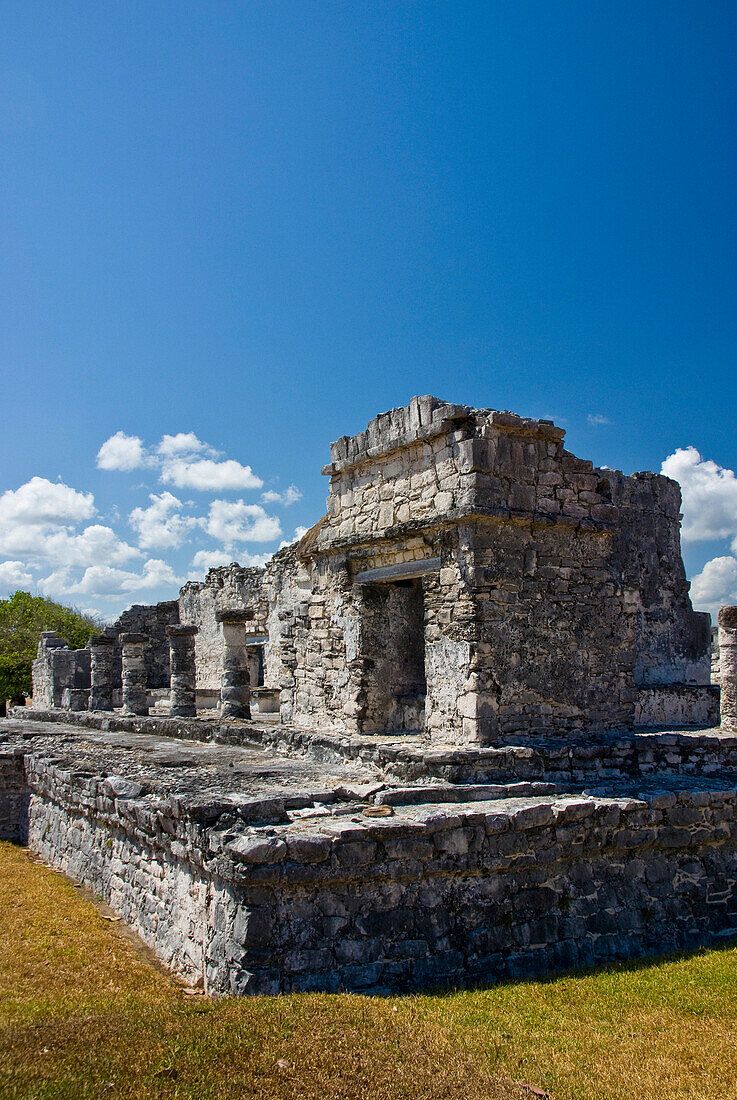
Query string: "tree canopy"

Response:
xmin=0 ymin=591 xmax=102 ymax=704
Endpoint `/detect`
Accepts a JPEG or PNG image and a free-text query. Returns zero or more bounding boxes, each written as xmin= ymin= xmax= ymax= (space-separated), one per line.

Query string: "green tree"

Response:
xmin=0 ymin=591 xmax=103 ymax=705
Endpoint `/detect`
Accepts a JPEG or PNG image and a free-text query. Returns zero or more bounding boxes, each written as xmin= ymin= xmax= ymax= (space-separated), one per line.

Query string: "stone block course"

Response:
xmin=5 ymin=714 xmax=737 ymax=996
xmin=19 ymin=398 xmax=735 ymax=995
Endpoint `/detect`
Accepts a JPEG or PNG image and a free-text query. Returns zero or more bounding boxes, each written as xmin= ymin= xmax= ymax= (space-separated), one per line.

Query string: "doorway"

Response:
xmin=359 ymin=578 xmax=427 ymax=735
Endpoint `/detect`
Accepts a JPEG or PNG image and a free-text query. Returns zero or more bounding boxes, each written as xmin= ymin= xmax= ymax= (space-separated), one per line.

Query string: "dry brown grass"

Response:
xmin=2 ymin=840 xmax=737 ymax=1099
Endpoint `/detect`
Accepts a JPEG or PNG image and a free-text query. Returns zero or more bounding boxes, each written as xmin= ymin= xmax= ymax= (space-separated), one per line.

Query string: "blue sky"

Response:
xmin=1 ymin=2 xmax=736 ymax=620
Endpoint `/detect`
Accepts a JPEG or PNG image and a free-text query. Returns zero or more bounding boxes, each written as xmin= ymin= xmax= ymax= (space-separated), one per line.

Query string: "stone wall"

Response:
xmin=179 ymin=565 xmax=268 ymax=691
xmin=283 ymin=396 xmax=712 ymax=743
xmin=112 ymin=601 xmax=180 ymax=690
xmin=261 ymin=547 xmax=315 ymax=723
xmin=0 ymin=748 xmax=28 ymax=841
xmin=634 ymin=685 xmax=720 ymax=728
xmin=27 ymin=395 xmax=715 ymax=744
xmin=7 ymin=740 xmax=737 ymax=995
xmin=31 ymin=634 xmax=91 ymax=709
xmin=610 ymin=471 xmax=712 ymax=687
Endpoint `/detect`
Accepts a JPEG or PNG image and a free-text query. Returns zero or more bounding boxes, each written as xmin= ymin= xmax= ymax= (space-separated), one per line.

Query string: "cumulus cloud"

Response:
xmin=587 ymin=414 xmax=610 ymax=427
xmin=0 ymin=560 xmax=33 ymax=589
xmin=98 ymin=429 xmax=264 ymax=492
xmin=128 ymin=492 xmax=197 ymax=550
xmin=0 ymin=522 xmax=140 ymax=569
xmin=7 ymin=431 xmax=292 ymax=612
xmin=96 ymin=431 xmax=147 ymax=471
xmin=661 ymin=447 xmax=737 ymax=542
xmin=689 ymin=556 xmax=737 ymax=619
xmin=261 ymin=485 xmax=302 ymax=506
xmin=0 ymin=479 xmax=139 ymax=576
xmin=44 ymin=558 xmax=182 ymax=599
xmin=161 ymin=457 xmax=263 ymax=492
xmin=189 ymin=548 xmax=272 ymax=576
xmin=157 ymin=432 xmax=218 ymax=458
xmin=0 ymin=477 xmax=95 ymax=527
xmin=202 ymin=500 xmax=281 ymax=547
xmin=278 ymin=525 xmax=310 ymax=550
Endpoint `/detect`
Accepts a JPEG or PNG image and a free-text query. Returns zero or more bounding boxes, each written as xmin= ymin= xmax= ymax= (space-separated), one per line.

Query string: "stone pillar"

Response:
xmin=216 ymin=609 xmax=254 ymax=720
xmin=120 ymin=633 xmax=149 ymax=716
xmin=167 ymin=625 xmax=198 ymax=718
xmin=718 ymin=607 xmax=737 ymax=731
xmin=61 ymin=687 xmax=88 ymax=712
xmin=88 ymin=634 xmax=115 ymax=711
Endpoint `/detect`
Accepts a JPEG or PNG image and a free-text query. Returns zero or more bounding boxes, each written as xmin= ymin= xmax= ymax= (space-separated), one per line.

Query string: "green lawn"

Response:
xmin=1 ymin=840 xmax=736 ymax=1099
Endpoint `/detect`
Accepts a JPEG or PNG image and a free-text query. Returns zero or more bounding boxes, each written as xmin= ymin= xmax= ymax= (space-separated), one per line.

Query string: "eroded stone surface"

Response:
xmin=17 ymin=399 xmax=737 ymax=995
xmin=4 ymin=714 xmax=737 ymax=996
xmin=29 ymin=397 xmax=717 ymax=744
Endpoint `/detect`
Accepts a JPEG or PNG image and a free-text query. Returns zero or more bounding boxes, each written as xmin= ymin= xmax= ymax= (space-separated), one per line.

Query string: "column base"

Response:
xmin=170 ymin=704 xmax=197 ymax=718
xmin=220 ymin=702 xmax=251 ymax=721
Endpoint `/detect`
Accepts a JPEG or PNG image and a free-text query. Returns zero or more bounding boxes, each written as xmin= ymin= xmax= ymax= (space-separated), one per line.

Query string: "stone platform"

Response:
xmin=3 ymin=712 xmax=737 ymax=995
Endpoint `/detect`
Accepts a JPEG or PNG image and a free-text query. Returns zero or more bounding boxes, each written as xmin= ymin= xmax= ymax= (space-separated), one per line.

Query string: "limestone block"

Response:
xmin=120 ymin=633 xmax=149 ymax=716
xmin=167 ymin=625 xmax=198 ymax=718
xmin=719 ymin=607 xmax=737 ymax=731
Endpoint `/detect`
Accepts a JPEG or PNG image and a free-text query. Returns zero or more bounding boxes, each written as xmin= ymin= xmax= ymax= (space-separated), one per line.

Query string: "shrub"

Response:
xmin=0 ymin=591 xmax=104 ymax=705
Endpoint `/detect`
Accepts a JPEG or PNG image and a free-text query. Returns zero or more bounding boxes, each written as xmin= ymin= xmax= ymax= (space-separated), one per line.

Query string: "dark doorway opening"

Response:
xmin=360 ymin=578 xmax=426 ymax=735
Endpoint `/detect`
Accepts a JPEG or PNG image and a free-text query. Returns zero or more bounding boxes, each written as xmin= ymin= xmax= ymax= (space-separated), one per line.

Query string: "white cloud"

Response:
xmin=661 ymin=447 xmax=737 ymax=542
xmin=0 ymin=560 xmax=33 ymax=589
xmin=190 ymin=548 xmax=236 ymax=573
xmin=44 ymin=558 xmax=182 ymax=599
xmin=128 ymin=492 xmax=197 ymax=550
xmin=189 ymin=548 xmax=272 ymax=576
xmin=0 ymin=523 xmax=140 ymax=569
xmin=0 ymin=477 xmax=95 ymax=527
xmin=689 ymin=556 xmax=737 ymax=619
xmin=42 ymin=525 xmax=140 ymax=568
xmin=202 ymin=500 xmax=281 ymax=547
xmin=160 ymin=457 xmax=263 ymax=492
xmin=157 ymin=432 xmax=218 ymax=458
xmin=587 ymin=414 xmax=610 ymax=427
xmin=278 ymin=525 xmax=310 ymax=550
xmin=96 ymin=432 xmax=147 ymax=471
xmin=98 ymin=429 xmax=265 ymax=494
xmin=261 ymin=485 xmax=302 ymax=506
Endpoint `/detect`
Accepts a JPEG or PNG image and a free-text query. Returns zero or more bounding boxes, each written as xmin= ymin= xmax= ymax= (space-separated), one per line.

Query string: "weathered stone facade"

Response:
xmin=18 ymin=397 xmax=737 ymax=997
xmin=179 ymin=565 xmax=268 ymax=706
xmin=272 ymin=397 xmax=712 ymax=743
xmin=32 ymin=632 xmax=91 ymax=709
xmin=5 ymin=714 xmax=737 ymax=996
xmin=30 ymin=397 xmax=714 ymax=745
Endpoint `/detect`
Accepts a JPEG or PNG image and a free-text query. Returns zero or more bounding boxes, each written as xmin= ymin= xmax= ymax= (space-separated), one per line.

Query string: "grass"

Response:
xmin=2 ymin=842 xmax=737 ymax=1099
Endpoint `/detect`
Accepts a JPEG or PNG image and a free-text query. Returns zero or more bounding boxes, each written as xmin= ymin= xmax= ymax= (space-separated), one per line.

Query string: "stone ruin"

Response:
xmin=2 ymin=395 xmax=737 ymax=996
xmin=29 ymin=396 xmax=717 ymax=738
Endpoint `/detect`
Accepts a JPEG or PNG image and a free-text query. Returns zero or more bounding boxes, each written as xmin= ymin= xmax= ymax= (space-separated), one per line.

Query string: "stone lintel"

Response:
xmin=87 ymin=634 xmax=114 ymax=647
xmin=215 ymin=608 xmax=254 ymax=623
xmin=306 ymin=506 xmax=616 ymax=561
xmin=166 ymin=624 xmax=199 ymax=637
xmin=354 ymin=558 xmax=441 ymax=585
xmin=119 ymin=633 xmax=147 ymax=646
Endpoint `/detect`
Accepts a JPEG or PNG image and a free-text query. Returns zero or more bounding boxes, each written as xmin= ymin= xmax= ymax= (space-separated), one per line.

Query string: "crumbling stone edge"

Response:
xmin=3 ymin=741 xmax=737 ymax=996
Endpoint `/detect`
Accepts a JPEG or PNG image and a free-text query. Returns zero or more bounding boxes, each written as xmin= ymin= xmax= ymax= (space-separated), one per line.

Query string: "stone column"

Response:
xmin=88 ymin=634 xmax=115 ymax=711
xmin=167 ymin=625 xmax=198 ymax=718
xmin=216 ymin=609 xmax=254 ymax=720
xmin=61 ymin=687 xmax=88 ymax=712
xmin=718 ymin=606 xmax=737 ymax=731
xmin=120 ymin=633 xmax=149 ymax=716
